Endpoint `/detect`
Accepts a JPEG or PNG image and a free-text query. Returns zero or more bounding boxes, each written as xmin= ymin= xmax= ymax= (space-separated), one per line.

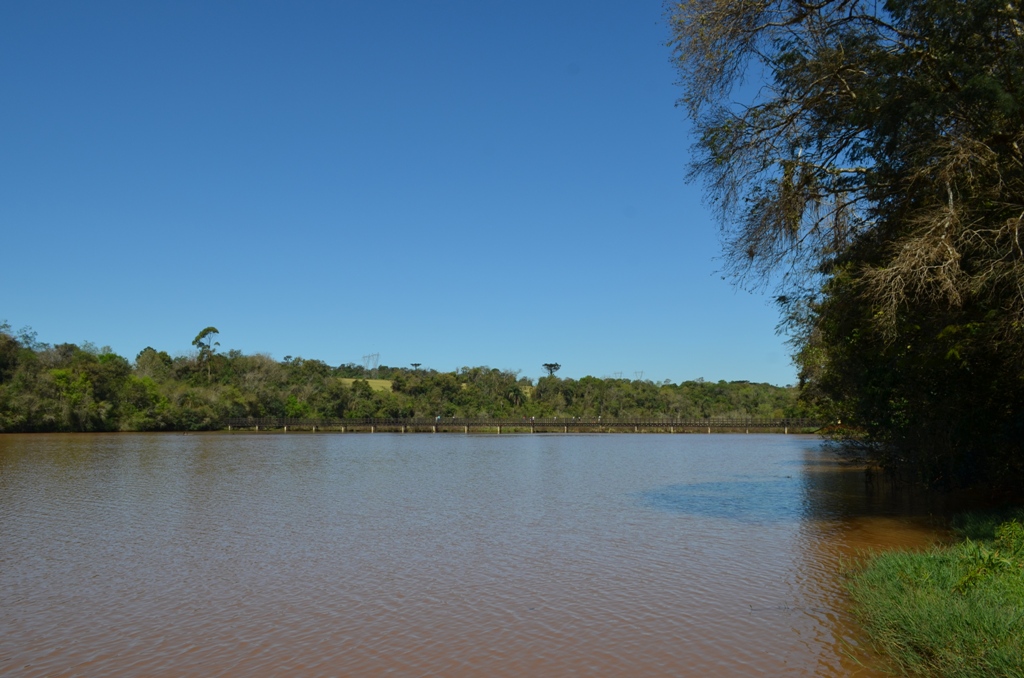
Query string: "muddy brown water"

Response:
xmin=0 ymin=433 xmax=946 ymax=676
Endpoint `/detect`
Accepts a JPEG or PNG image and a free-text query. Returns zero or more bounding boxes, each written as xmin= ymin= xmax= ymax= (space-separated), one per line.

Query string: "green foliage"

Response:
xmin=135 ymin=347 xmax=172 ymax=381
xmin=848 ymin=518 xmax=1024 ymax=677
xmin=996 ymin=521 xmax=1024 ymax=558
xmin=191 ymin=326 xmax=220 ymax=383
xmin=284 ymin=394 xmax=312 ymax=419
xmin=0 ymin=331 xmax=19 ymax=384
xmin=118 ymin=375 xmax=172 ymax=431
xmin=670 ymin=0 xmax=1024 ymax=491
xmin=0 ymin=325 xmax=802 ymax=431
xmin=952 ymin=509 xmax=1024 ymax=542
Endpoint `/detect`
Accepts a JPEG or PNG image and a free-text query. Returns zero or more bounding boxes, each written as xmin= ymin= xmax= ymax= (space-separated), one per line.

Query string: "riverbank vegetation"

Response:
xmin=847 ymin=511 xmax=1024 ymax=677
xmin=668 ymin=0 xmax=1024 ymax=492
xmin=0 ymin=323 xmax=804 ymax=432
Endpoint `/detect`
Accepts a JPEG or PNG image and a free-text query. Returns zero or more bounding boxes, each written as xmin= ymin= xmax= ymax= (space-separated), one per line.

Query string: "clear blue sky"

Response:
xmin=0 ymin=1 xmax=795 ymax=386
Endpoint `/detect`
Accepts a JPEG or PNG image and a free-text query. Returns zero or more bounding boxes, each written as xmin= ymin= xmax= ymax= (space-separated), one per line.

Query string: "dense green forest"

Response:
xmin=0 ymin=323 xmax=803 ymax=432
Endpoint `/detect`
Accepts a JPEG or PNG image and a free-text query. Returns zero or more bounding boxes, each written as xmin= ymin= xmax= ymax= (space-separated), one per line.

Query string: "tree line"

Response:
xmin=0 ymin=323 xmax=804 ymax=432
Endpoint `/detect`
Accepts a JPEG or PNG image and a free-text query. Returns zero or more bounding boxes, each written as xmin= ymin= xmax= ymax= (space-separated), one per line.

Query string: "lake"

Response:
xmin=0 ymin=433 xmax=942 ymax=676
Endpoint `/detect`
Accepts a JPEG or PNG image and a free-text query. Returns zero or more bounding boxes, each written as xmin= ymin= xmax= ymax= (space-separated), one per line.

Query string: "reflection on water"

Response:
xmin=640 ymin=477 xmax=805 ymax=523
xmin=0 ymin=433 xmax=943 ymax=677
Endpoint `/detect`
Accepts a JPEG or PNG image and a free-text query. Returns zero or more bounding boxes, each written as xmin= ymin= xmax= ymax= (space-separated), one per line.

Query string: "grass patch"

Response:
xmin=847 ymin=509 xmax=1024 ymax=677
xmin=338 ymin=378 xmax=393 ymax=392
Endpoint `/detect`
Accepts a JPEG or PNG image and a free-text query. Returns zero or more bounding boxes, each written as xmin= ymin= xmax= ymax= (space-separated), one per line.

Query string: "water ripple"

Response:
xmin=637 ymin=477 xmax=805 ymax=523
xmin=0 ymin=433 xmax=938 ymax=677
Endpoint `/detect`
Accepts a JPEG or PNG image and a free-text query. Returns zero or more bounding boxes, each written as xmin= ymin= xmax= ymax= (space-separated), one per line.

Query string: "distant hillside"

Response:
xmin=338 ymin=378 xmax=392 ymax=392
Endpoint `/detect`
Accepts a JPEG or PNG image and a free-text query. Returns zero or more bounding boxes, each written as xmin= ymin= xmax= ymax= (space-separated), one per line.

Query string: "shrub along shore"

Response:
xmin=847 ymin=510 xmax=1024 ymax=677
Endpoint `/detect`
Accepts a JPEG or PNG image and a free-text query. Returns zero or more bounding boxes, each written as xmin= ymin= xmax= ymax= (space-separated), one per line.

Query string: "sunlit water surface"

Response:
xmin=0 ymin=433 xmax=944 ymax=676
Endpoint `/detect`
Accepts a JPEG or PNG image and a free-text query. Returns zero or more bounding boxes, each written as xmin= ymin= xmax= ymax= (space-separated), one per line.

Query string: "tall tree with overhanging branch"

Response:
xmin=192 ymin=327 xmax=220 ymax=383
xmin=668 ymin=0 xmax=1024 ymax=489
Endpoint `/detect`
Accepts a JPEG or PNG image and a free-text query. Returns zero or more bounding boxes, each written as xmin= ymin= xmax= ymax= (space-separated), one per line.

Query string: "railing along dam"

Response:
xmin=224 ymin=417 xmax=823 ymax=434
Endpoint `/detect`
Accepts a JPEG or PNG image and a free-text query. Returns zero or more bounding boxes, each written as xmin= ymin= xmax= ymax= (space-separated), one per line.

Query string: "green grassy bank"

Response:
xmin=847 ymin=510 xmax=1024 ymax=677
